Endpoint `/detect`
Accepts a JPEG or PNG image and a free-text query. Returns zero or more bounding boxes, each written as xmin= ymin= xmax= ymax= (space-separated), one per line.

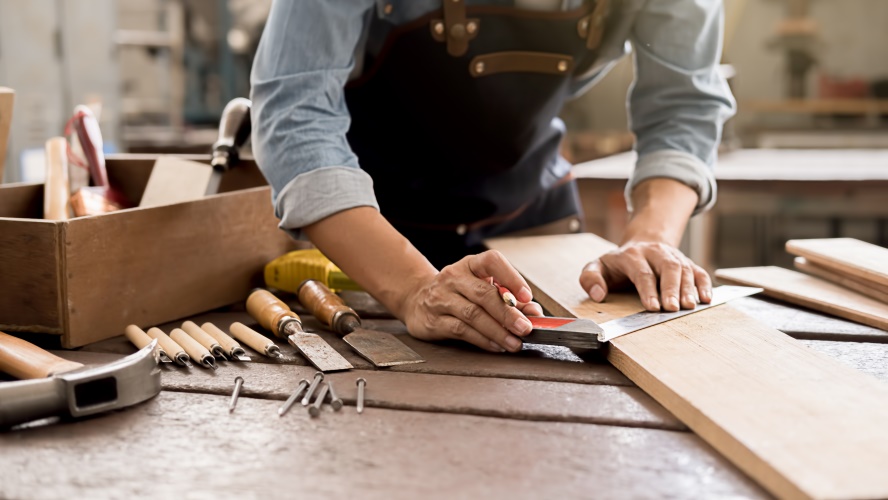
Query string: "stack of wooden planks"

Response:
xmin=716 ymin=238 xmax=888 ymax=330
xmin=488 ymin=233 xmax=888 ymax=500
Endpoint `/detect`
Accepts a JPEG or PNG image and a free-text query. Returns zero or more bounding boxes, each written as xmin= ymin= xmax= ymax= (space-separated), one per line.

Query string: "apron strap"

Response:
xmin=577 ymin=0 xmax=609 ymax=50
xmin=430 ymin=0 xmax=480 ymax=57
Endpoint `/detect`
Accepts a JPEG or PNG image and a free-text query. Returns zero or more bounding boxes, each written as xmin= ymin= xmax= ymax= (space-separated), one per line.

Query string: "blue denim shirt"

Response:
xmin=251 ymin=0 xmax=735 ymax=235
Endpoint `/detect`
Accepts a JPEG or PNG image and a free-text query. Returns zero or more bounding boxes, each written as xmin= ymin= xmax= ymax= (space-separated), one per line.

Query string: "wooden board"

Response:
xmin=716 ymin=266 xmax=888 ymax=332
xmin=0 ymin=219 xmax=62 ymax=333
xmin=138 ymin=156 xmax=214 ymax=207
xmin=787 ymin=238 xmax=888 ymax=288
xmin=489 ymin=233 xmax=888 ymax=500
xmin=795 ymin=257 xmax=888 ymax=304
xmin=0 ymin=88 xmax=13 ymax=182
xmin=0 ymin=391 xmax=766 ymax=499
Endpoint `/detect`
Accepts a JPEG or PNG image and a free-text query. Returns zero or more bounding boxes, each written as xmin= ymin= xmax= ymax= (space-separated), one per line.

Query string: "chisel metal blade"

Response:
xmin=287 ymin=332 xmax=353 ymax=372
xmin=523 ymin=316 xmax=604 ymax=349
xmin=343 ymin=329 xmax=425 ymax=367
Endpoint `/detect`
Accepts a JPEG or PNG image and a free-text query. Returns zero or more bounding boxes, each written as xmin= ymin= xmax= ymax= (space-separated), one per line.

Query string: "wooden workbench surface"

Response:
xmin=2 ymin=295 xmax=886 ymax=498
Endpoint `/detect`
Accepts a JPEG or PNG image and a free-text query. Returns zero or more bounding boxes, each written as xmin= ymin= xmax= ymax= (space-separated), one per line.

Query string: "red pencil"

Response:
xmin=492 ymin=280 xmax=518 ymax=307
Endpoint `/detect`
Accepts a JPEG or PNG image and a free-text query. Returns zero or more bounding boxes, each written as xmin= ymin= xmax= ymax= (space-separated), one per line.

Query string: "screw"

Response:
xmin=301 ymin=372 xmax=324 ymax=406
xmin=466 ymin=21 xmax=477 ymax=34
xmin=473 ymin=62 xmax=485 ymax=75
xmin=328 ymin=381 xmax=343 ymax=411
xmin=229 ymin=376 xmax=244 ymax=413
xmin=308 ymin=383 xmax=330 ymax=418
xmin=434 ymin=22 xmax=444 ymax=35
xmin=278 ymin=379 xmax=309 ymax=417
xmin=356 ymin=378 xmax=367 ymax=414
xmin=557 ymin=60 xmax=568 ymax=72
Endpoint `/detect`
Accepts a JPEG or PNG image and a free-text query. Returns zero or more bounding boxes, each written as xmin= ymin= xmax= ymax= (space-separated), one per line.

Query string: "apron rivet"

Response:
xmin=569 ymin=218 xmax=581 ymax=233
xmin=384 ymin=3 xmax=393 ymax=15
xmin=456 ymin=224 xmax=467 ymax=236
xmin=450 ymin=23 xmax=466 ymax=39
xmin=474 ymin=61 xmax=485 ymax=74
xmin=557 ymin=60 xmax=568 ymax=72
xmin=466 ymin=22 xmax=477 ymax=34
xmin=434 ymin=22 xmax=445 ymax=35
xmin=580 ymin=19 xmax=589 ymax=31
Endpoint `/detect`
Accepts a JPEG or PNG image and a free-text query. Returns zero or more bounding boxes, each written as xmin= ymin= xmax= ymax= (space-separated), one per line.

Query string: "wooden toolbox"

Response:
xmin=0 ymin=154 xmax=298 ymax=347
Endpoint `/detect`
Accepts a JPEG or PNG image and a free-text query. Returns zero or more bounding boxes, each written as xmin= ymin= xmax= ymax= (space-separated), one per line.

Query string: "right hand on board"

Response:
xmin=401 ymin=250 xmax=543 ymax=353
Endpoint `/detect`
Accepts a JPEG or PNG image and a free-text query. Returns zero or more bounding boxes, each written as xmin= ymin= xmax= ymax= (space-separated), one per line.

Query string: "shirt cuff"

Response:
xmin=624 ymin=149 xmax=717 ymax=216
xmin=275 ymin=166 xmax=380 ymax=240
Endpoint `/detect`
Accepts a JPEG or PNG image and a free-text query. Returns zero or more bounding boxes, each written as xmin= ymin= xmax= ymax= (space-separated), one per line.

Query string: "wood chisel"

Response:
xmin=246 ymin=289 xmax=353 ymax=372
xmin=181 ymin=321 xmax=227 ymax=360
xmin=207 ymin=97 xmax=251 ymax=195
xmin=0 ymin=331 xmax=161 ymax=428
xmin=124 ymin=325 xmax=172 ymax=363
xmin=229 ymin=322 xmax=282 ymax=358
xmin=297 ymin=279 xmax=424 ymax=367
xmin=145 ymin=327 xmax=192 ymax=367
xmin=0 ymin=87 xmax=14 ymax=182
xmin=201 ymin=322 xmax=251 ymax=361
xmin=170 ymin=328 xmax=217 ymax=370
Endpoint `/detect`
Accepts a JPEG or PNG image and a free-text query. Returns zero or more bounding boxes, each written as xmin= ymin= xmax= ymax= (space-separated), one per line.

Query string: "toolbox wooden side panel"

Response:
xmin=0 ymin=182 xmax=43 ymax=218
xmin=62 ymin=186 xmax=297 ymax=347
xmin=0 ymin=219 xmax=63 ymax=333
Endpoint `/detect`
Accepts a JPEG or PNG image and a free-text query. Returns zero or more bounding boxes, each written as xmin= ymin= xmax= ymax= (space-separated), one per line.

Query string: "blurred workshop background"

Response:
xmin=0 ymin=0 xmax=886 ymax=271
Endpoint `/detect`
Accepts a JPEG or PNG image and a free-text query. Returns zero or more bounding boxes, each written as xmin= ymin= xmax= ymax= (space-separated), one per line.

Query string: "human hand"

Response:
xmin=578 ymin=240 xmax=712 ymax=312
xmin=402 ymin=250 xmax=543 ymax=352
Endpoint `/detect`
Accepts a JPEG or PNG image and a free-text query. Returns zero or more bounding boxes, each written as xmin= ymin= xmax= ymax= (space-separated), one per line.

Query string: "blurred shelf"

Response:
xmin=743 ymin=99 xmax=888 ymax=115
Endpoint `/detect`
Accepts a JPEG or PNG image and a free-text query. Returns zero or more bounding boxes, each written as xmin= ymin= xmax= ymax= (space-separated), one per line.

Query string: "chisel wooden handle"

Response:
xmin=297 ymin=280 xmax=361 ymax=335
xmin=43 ymin=137 xmax=70 ymax=220
xmin=201 ymin=322 xmax=242 ymax=354
xmin=125 ymin=325 xmax=166 ymax=356
xmin=229 ymin=322 xmax=281 ymax=356
xmin=170 ymin=328 xmax=212 ymax=362
xmin=246 ymin=289 xmax=300 ymax=337
xmin=145 ymin=327 xmax=187 ymax=360
xmin=181 ymin=321 xmax=220 ymax=352
xmin=0 ymin=331 xmax=83 ymax=380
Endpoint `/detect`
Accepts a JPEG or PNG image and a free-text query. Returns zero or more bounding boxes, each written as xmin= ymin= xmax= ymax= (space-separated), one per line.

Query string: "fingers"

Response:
xmin=466 ymin=250 xmax=533 ymax=303
xmin=693 ymin=263 xmax=713 ymax=303
xmin=439 ymin=316 xmax=507 ymax=353
xmin=678 ymin=261 xmax=698 ymax=309
xmin=450 ymin=295 xmax=525 ymax=352
xmin=519 ymin=301 xmax=544 ymax=317
xmin=650 ymin=250 xmax=682 ymax=312
xmin=451 ymin=270 xmax=532 ymax=337
xmin=579 ymin=261 xmax=609 ymax=303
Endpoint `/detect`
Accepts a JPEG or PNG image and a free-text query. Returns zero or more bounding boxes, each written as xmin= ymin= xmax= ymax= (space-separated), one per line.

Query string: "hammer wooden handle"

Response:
xmin=0 ymin=331 xmax=83 ymax=380
xmin=246 ymin=289 xmax=299 ymax=337
xmin=297 ymin=279 xmax=360 ymax=334
xmin=230 ymin=322 xmax=277 ymax=354
xmin=145 ymin=327 xmax=186 ymax=359
xmin=201 ymin=322 xmax=242 ymax=354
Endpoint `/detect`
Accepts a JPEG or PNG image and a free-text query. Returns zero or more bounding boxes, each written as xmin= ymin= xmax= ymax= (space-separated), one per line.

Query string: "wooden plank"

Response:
xmin=55 ymin=350 xmax=681 ymax=430
xmin=489 ymin=234 xmax=888 ymax=500
xmin=0 ymin=219 xmax=63 ymax=334
xmin=716 ymin=266 xmax=888 ymax=332
xmin=795 ymin=257 xmax=888 ymax=304
xmin=0 ymin=391 xmax=766 ymax=499
xmin=787 ymin=238 xmax=888 ymax=288
xmin=0 ymin=88 xmax=13 ymax=182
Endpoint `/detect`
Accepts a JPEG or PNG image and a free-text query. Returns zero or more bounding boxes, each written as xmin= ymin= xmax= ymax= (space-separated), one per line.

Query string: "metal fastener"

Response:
xmin=278 ymin=379 xmax=309 ymax=417
xmin=309 ymin=383 xmax=330 ymax=418
xmin=356 ymin=378 xmax=367 ymax=414
xmin=328 ymin=381 xmax=343 ymax=411
xmin=557 ymin=60 xmax=568 ymax=72
xmin=569 ymin=218 xmax=581 ymax=233
xmin=229 ymin=376 xmax=244 ymax=413
xmin=384 ymin=3 xmax=393 ymax=15
xmin=450 ymin=23 xmax=466 ymax=40
xmin=580 ymin=19 xmax=589 ymax=31
xmin=434 ymin=22 xmax=444 ymax=35
xmin=456 ymin=223 xmax=469 ymax=235
xmin=466 ymin=21 xmax=477 ymax=34
xmin=301 ymin=372 xmax=325 ymax=406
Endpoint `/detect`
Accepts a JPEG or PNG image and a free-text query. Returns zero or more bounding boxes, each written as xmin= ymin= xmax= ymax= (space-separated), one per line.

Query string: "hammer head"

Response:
xmin=58 ymin=341 xmax=161 ymax=418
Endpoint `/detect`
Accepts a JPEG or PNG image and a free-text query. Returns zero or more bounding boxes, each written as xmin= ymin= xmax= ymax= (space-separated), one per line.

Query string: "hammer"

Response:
xmin=0 ymin=331 xmax=161 ymax=429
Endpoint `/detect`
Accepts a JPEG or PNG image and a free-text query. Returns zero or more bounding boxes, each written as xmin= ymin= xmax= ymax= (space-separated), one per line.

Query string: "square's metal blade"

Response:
xmin=288 ymin=333 xmax=353 ymax=372
xmin=523 ymin=317 xmax=603 ymax=349
xmin=344 ymin=330 xmax=425 ymax=367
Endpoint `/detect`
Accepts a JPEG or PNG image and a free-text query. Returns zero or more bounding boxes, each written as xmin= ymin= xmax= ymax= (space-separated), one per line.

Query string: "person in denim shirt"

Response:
xmin=251 ymin=0 xmax=735 ymax=353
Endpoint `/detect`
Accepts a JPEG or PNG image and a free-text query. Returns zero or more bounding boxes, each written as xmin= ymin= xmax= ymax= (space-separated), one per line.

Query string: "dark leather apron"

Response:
xmin=345 ymin=0 xmax=610 ymax=268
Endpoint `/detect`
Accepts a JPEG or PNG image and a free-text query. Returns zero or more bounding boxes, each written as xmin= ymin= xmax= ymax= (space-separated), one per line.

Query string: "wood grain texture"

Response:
xmin=0 ymin=391 xmax=766 ymax=499
xmin=0 ymin=88 xmax=13 ymax=182
xmin=0 ymin=219 xmax=63 ymax=333
xmin=787 ymin=238 xmax=888 ymax=288
xmin=0 ymin=331 xmax=82 ymax=379
xmin=795 ymin=257 xmax=888 ymax=303
xmin=491 ymin=234 xmax=888 ymax=500
xmin=0 ymin=182 xmax=43 ymax=218
xmin=138 ymin=156 xmax=214 ymax=208
xmin=716 ymin=266 xmax=888 ymax=331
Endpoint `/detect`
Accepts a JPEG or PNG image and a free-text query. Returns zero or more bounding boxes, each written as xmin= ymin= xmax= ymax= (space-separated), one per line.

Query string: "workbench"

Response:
xmin=1 ymin=294 xmax=886 ymax=499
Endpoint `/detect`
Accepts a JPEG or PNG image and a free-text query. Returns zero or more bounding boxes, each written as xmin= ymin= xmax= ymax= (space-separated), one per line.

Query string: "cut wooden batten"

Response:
xmin=795 ymin=257 xmax=888 ymax=304
xmin=488 ymin=233 xmax=888 ymax=500
xmin=787 ymin=238 xmax=888 ymax=289
xmin=715 ymin=265 xmax=888 ymax=331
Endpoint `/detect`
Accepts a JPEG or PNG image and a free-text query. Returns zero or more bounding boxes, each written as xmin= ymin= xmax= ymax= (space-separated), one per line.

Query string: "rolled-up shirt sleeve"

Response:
xmin=250 ymin=0 xmax=378 ymax=237
xmin=627 ymin=0 xmax=736 ymax=215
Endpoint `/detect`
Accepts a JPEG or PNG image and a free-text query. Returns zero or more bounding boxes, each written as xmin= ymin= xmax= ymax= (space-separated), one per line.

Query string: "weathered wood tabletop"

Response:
xmin=2 ymin=294 xmax=886 ymax=499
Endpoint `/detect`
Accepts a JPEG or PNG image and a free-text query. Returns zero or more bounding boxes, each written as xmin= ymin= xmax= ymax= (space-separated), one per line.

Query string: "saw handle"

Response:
xmin=0 ymin=331 xmax=83 ymax=380
xmin=297 ymin=280 xmax=361 ymax=335
xmin=246 ymin=289 xmax=299 ymax=338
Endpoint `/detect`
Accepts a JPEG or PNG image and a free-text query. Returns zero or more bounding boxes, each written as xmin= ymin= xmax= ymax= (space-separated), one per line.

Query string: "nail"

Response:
xmin=648 ymin=296 xmax=661 ymax=311
xmin=589 ymin=284 xmax=605 ymax=302
xmin=665 ymin=297 xmax=679 ymax=311
xmin=512 ymin=317 xmax=532 ymax=336
xmin=700 ymin=288 xmax=712 ymax=303
xmin=489 ymin=341 xmax=505 ymax=352
xmin=683 ymin=294 xmax=698 ymax=307
xmin=504 ymin=335 xmax=522 ymax=351
xmin=518 ymin=286 xmax=533 ymax=303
